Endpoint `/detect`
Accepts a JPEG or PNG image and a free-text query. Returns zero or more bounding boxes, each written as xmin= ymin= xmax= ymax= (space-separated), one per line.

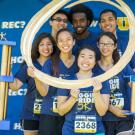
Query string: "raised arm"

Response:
xmin=57 ymin=89 xmax=80 ymax=116
xmin=92 ymin=79 xmax=110 ymax=116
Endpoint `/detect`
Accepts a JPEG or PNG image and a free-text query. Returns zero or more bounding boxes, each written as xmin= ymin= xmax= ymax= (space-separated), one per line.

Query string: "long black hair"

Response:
xmin=31 ymin=32 xmax=57 ymax=61
xmin=97 ymin=32 xmax=120 ymax=64
xmin=51 ymin=28 xmax=75 ymax=76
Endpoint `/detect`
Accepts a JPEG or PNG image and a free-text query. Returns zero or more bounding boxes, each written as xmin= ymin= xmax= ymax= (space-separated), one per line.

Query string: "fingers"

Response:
xmin=92 ymin=79 xmax=102 ymax=93
xmin=70 ymin=89 xmax=80 ymax=99
xmin=27 ymin=66 xmax=35 ymax=78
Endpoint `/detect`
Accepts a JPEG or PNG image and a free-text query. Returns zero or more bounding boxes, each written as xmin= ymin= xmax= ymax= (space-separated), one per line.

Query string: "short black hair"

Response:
xmin=51 ymin=10 xmax=69 ymax=20
xmin=69 ymin=4 xmax=94 ymax=25
xmin=99 ymin=9 xmax=117 ymax=23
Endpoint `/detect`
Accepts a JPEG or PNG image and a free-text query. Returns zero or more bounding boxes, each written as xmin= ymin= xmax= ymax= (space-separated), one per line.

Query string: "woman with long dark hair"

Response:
xmin=95 ymin=32 xmax=134 ymax=135
xmin=28 ymin=28 xmax=78 ymax=135
xmin=9 ymin=32 xmax=56 ymax=135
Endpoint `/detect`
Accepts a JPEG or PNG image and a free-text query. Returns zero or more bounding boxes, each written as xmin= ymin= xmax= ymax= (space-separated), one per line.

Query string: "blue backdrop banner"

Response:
xmin=0 ymin=0 xmax=135 ymax=135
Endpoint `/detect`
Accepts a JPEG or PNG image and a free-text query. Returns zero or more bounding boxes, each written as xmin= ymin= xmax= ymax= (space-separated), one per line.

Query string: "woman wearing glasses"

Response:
xmin=94 ymin=32 xmax=134 ymax=135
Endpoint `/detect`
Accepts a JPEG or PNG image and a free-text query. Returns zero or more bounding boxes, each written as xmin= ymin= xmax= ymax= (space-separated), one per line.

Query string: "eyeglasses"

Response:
xmin=98 ymin=42 xmax=114 ymax=47
xmin=52 ymin=17 xmax=68 ymax=23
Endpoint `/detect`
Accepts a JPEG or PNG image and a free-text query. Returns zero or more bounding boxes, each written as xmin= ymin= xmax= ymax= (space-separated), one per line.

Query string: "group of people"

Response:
xmin=9 ymin=4 xmax=135 ymax=135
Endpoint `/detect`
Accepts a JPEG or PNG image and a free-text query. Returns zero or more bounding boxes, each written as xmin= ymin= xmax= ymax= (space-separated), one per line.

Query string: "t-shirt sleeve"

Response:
xmin=100 ymin=81 xmax=110 ymax=94
xmin=124 ymin=64 xmax=135 ymax=82
xmin=57 ymin=88 xmax=70 ymax=96
xmin=14 ymin=63 xmax=29 ymax=83
xmin=42 ymin=59 xmax=53 ymax=75
xmin=129 ymin=54 xmax=135 ymax=69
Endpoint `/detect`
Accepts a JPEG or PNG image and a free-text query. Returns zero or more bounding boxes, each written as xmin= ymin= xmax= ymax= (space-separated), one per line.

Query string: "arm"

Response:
xmin=94 ymin=93 xmax=110 ymax=116
xmin=92 ymin=79 xmax=110 ymax=116
xmin=109 ymin=105 xmax=128 ymax=118
xmin=34 ymin=78 xmax=49 ymax=96
xmin=57 ymin=89 xmax=80 ymax=116
xmin=9 ymin=64 xmax=27 ymax=91
xmin=9 ymin=78 xmax=23 ymax=91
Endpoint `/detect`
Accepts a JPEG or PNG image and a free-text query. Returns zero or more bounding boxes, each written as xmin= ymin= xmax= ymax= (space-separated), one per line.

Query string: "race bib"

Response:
xmin=33 ymin=98 xmax=43 ymax=114
xmin=74 ymin=115 xmax=97 ymax=133
xmin=53 ymin=97 xmax=58 ymax=113
xmin=110 ymin=98 xmax=124 ymax=109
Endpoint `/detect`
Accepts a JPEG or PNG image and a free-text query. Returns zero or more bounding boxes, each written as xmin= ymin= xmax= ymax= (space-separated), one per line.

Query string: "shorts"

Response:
xmin=21 ymin=119 xmax=39 ymax=131
xmin=103 ymin=120 xmax=134 ymax=135
xmin=39 ymin=114 xmax=65 ymax=135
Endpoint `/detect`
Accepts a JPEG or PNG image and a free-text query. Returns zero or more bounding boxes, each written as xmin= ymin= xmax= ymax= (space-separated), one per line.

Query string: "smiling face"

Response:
xmin=98 ymin=35 xmax=116 ymax=57
xmin=78 ymin=48 xmax=96 ymax=72
xmin=99 ymin=12 xmax=117 ymax=34
xmin=50 ymin=13 xmax=68 ymax=33
xmin=57 ymin=31 xmax=75 ymax=53
xmin=38 ymin=37 xmax=53 ymax=57
xmin=72 ymin=12 xmax=90 ymax=35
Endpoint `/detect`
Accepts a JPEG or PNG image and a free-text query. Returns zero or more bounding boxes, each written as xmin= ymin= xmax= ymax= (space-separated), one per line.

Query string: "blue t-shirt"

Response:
xmin=57 ymin=73 xmax=110 ymax=134
xmin=94 ymin=64 xmax=134 ymax=121
xmin=116 ymin=32 xmax=135 ymax=69
xmin=41 ymin=58 xmax=78 ymax=116
xmin=73 ymin=32 xmax=100 ymax=58
xmin=15 ymin=60 xmax=42 ymax=120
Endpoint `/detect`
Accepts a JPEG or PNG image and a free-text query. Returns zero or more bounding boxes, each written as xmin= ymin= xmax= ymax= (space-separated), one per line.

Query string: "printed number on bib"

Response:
xmin=33 ymin=98 xmax=43 ymax=114
xmin=53 ymin=97 xmax=58 ymax=113
xmin=110 ymin=98 xmax=124 ymax=109
xmin=74 ymin=115 xmax=97 ymax=133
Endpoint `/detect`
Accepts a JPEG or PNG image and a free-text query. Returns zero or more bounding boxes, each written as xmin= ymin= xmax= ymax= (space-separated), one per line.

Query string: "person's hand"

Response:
xmin=111 ymin=107 xmax=129 ymax=118
xmin=92 ymin=79 xmax=102 ymax=93
xmin=70 ymin=89 xmax=80 ymax=100
xmin=27 ymin=66 xmax=35 ymax=78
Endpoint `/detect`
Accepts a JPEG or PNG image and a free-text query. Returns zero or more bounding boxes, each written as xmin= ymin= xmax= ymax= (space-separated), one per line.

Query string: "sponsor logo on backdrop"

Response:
xmin=9 ymin=88 xmax=27 ymax=96
xmin=0 ymin=21 xmax=26 ymax=29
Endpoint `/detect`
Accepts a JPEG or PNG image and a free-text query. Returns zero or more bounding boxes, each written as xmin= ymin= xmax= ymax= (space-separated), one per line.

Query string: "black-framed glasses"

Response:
xmin=98 ymin=42 xmax=114 ymax=47
xmin=52 ymin=17 xmax=68 ymax=23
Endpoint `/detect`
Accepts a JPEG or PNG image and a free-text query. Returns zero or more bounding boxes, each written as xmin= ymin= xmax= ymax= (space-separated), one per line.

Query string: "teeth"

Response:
xmin=77 ymin=28 xmax=82 ymax=30
xmin=106 ymin=26 xmax=111 ymax=29
xmin=63 ymin=46 xmax=69 ymax=49
xmin=43 ymin=51 xmax=49 ymax=53
xmin=82 ymin=64 xmax=89 ymax=67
